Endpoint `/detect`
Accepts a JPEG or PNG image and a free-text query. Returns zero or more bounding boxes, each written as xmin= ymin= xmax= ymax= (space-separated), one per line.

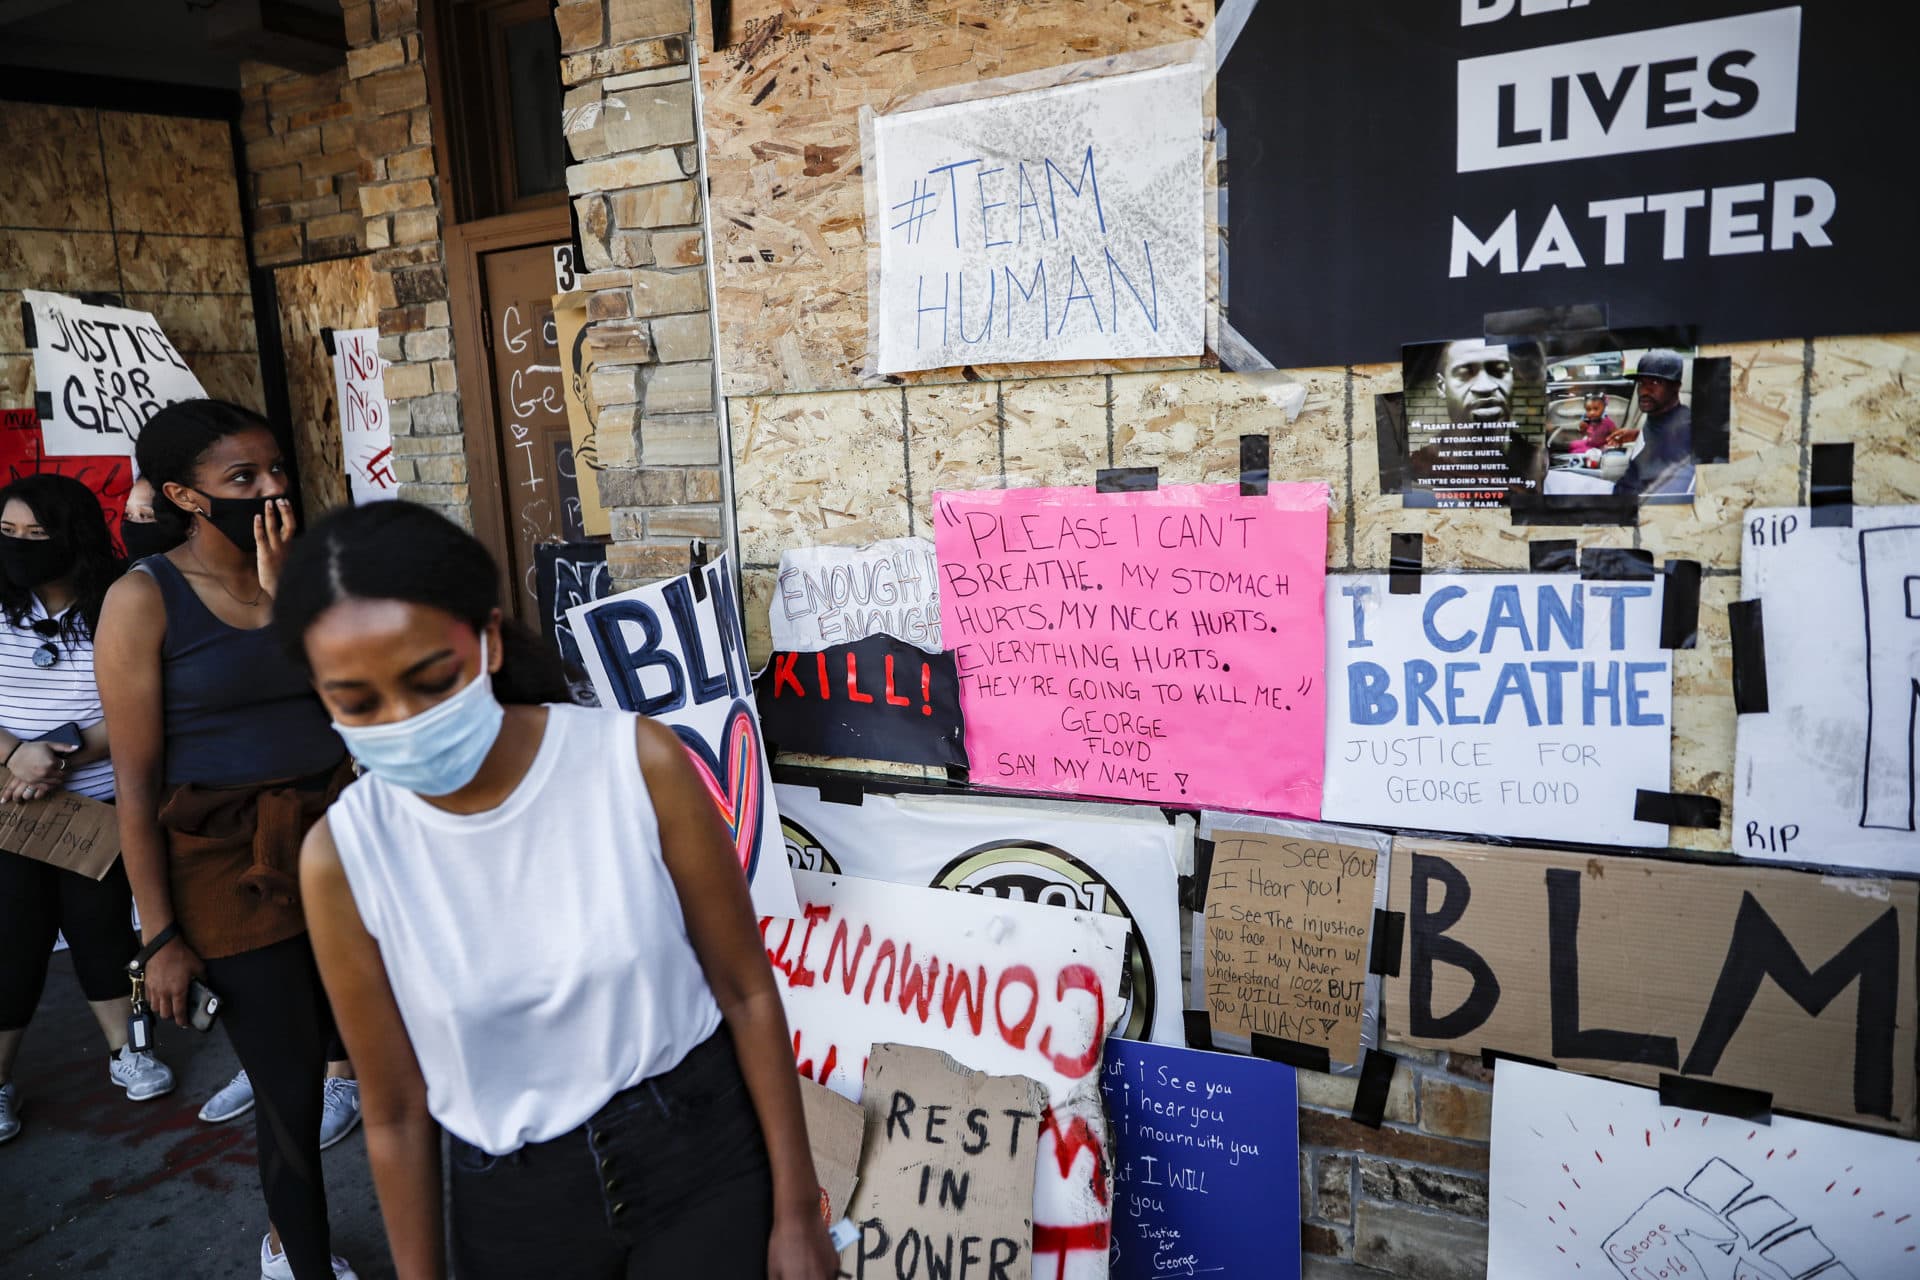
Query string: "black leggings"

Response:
xmin=203 ymin=934 xmax=339 ymax=1280
xmin=0 ymin=851 xmax=139 ymax=1031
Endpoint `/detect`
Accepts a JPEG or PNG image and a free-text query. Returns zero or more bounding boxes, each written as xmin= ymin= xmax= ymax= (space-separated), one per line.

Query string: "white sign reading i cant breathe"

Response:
xmin=871 ymin=60 xmax=1207 ymax=374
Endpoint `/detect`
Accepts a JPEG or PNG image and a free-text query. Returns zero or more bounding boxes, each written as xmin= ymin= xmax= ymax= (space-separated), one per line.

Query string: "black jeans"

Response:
xmin=448 ymin=1030 xmax=773 ymax=1279
xmin=0 ymin=852 xmax=139 ymax=1030
xmin=203 ymin=934 xmax=338 ymax=1280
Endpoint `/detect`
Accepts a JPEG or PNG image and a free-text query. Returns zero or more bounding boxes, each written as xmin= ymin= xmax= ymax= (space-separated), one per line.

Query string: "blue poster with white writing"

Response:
xmin=1100 ymin=1038 xmax=1301 ymax=1280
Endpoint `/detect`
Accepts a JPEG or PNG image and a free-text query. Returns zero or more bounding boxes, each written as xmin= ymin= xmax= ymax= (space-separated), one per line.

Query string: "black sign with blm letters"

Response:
xmin=1220 ymin=2 xmax=1916 ymax=366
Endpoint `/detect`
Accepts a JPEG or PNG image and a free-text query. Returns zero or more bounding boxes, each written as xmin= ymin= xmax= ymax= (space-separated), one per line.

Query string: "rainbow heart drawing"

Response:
xmin=675 ymin=699 xmax=765 ymax=883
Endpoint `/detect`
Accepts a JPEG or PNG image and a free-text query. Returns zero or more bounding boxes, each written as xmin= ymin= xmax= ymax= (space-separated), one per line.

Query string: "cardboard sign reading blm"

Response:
xmin=754 ymin=634 xmax=967 ymax=768
xmin=1735 ymin=506 xmax=1920 ymax=876
xmin=1384 ymin=839 xmax=1919 ymax=1134
xmin=1199 ymin=823 xmax=1387 ymax=1067
xmin=764 ymin=871 xmax=1127 ymax=1280
xmin=773 ymin=538 xmax=942 ymax=654
xmin=328 ymin=327 xmax=397 ymax=503
xmin=567 ymin=553 xmax=798 ymax=918
xmin=1490 ymin=1061 xmax=1920 ymax=1280
xmin=1100 ymin=1039 xmax=1301 ymax=1280
xmin=1323 ymin=573 xmax=1671 ymax=847
xmin=872 ymin=60 xmax=1207 ymax=373
xmin=935 ymin=482 xmax=1329 ymax=815
xmin=21 ymin=291 xmax=207 ymax=457
xmin=845 ymin=1044 xmax=1045 ymax=1280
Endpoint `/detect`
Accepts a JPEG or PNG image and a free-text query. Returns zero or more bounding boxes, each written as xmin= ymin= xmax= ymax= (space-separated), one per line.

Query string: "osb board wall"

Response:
xmin=700 ymin=0 xmax=1211 ymax=397
xmin=729 ymin=334 xmax=1920 ymax=852
xmin=0 ymin=103 xmax=265 ymax=416
xmin=272 ymin=255 xmax=380 ymax=516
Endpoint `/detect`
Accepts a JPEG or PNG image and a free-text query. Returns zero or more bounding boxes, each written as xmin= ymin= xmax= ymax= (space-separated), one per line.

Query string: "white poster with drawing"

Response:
xmin=871 ymin=59 xmax=1207 ymax=373
xmin=1322 ymin=573 xmax=1672 ymax=847
xmin=775 ymin=784 xmax=1188 ymax=1045
xmin=1489 ymin=1059 xmax=1920 ymax=1280
xmin=20 ymin=290 xmax=206 ymax=457
xmin=770 ymin=538 xmax=941 ymax=654
xmin=1736 ymin=507 xmax=1920 ymax=875
xmin=328 ymin=327 xmax=397 ymax=503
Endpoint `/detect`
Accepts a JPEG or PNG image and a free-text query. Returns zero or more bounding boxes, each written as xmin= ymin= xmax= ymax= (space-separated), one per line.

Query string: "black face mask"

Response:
xmin=0 ymin=534 xmax=76 ymax=589
xmin=120 ymin=520 xmax=182 ymax=563
xmin=188 ymin=491 xmax=272 ymax=559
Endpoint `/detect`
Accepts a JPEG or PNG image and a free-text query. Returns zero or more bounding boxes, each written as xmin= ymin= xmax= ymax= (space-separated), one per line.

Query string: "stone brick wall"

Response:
xmin=556 ymin=0 xmax=724 ymax=588
xmin=238 ymin=62 xmax=365 ymax=266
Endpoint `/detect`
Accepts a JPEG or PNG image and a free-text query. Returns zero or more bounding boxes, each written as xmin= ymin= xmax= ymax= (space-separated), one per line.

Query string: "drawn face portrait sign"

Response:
xmin=20 ymin=291 xmax=207 ymax=458
xmin=567 ymin=553 xmax=799 ymax=918
xmin=1323 ymin=573 xmax=1672 ymax=848
xmin=775 ymin=784 xmax=1189 ymax=1045
xmin=1735 ymin=506 xmax=1920 ymax=877
xmin=1489 ymin=1060 xmax=1920 ymax=1280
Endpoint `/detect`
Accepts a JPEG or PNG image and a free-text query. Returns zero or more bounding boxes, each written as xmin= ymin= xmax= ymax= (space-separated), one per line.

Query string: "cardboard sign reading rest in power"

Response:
xmin=1384 ymin=839 xmax=1918 ymax=1133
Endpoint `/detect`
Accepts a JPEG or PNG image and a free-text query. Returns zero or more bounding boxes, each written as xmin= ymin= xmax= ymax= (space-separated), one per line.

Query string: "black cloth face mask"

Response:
xmin=120 ymin=520 xmax=182 ymax=563
xmin=0 ymin=534 xmax=75 ymax=589
xmin=187 ymin=490 xmax=272 ymax=559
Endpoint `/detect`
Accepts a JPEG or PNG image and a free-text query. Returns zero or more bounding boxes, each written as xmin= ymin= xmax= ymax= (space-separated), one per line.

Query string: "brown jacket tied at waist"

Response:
xmin=157 ymin=761 xmax=353 ymax=960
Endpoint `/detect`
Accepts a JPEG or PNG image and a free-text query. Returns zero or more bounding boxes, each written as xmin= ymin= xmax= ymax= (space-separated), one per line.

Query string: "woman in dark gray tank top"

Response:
xmin=96 ymin=400 xmax=359 ymax=1280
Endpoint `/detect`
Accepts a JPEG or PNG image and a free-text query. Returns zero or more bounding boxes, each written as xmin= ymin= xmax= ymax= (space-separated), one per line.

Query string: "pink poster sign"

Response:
xmin=935 ymin=481 xmax=1329 ymax=816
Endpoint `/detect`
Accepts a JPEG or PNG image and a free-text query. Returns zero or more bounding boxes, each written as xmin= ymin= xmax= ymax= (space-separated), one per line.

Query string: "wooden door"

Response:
xmin=479 ymin=244 xmax=571 ymax=619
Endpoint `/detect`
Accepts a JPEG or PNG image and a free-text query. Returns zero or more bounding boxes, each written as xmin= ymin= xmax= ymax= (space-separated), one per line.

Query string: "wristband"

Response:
xmin=2 ymin=741 xmax=18 ymax=769
xmin=130 ymin=922 xmax=182 ymax=972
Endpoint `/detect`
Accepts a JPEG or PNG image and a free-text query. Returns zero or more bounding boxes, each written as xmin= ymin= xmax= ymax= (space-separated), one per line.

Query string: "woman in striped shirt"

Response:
xmin=0 ymin=474 xmax=174 ymax=1144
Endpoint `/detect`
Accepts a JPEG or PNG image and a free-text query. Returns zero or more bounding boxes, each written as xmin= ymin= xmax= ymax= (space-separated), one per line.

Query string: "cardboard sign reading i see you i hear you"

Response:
xmin=935 ymin=482 xmax=1330 ymax=815
xmin=567 ymin=552 xmax=798 ymax=918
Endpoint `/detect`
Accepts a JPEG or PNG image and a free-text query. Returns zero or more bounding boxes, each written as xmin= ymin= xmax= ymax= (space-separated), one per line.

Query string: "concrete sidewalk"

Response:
xmin=1 ymin=952 xmax=395 ymax=1278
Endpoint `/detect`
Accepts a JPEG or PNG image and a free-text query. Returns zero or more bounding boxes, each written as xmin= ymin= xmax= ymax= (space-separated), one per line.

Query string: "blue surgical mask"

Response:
xmin=333 ymin=635 xmax=505 ymax=797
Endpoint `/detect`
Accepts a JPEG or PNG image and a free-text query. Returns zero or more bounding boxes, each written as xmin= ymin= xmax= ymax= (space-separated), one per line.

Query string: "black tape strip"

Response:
xmin=1095 ymin=467 xmax=1157 ymax=494
xmin=1181 ymin=837 xmax=1216 ymax=913
xmin=1580 ymin=547 xmax=1656 ymax=580
xmin=34 ymin=392 xmax=53 ymax=422
xmin=1509 ymin=491 xmax=1639 ymax=527
xmin=1251 ymin=1034 xmax=1332 ymax=1074
xmin=1528 ymin=539 xmax=1577 ymax=573
xmin=1635 ymin=788 xmax=1723 ymax=829
xmin=1690 ymin=356 xmax=1732 ymax=465
xmin=1389 ymin=533 xmax=1423 ymax=595
xmin=75 ymin=291 xmax=122 ymax=307
xmin=1658 ymin=1073 xmax=1771 ymax=1123
xmin=944 ymin=763 xmax=969 ymax=785
xmin=1238 ymin=434 xmax=1269 ymax=496
xmin=1810 ymin=443 xmax=1854 ymax=527
xmin=818 ymin=780 xmax=864 ymax=807
xmin=1182 ymin=1010 xmax=1216 ymax=1052
xmin=1481 ymin=1047 xmax=1557 ymax=1074
xmin=18 ymin=301 xmax=35 ymax=350
xmin=1368 ymin=909 xmax=1404 ymax=977
xmin=1483 ymin=303 xmax=1607 ymax=343
xmin=319 ymin=326 xmax=336 ymax=357
xmin=1374 ymin=391 xmax=1409 ymax=496
xmin=1728 ymin=599 xmax=1769 ymax=715
xmin=1659 ymin=560 xmax=1702 ymax=650
xmin=1350 ymin=1049 xmax=1397 ymax=1128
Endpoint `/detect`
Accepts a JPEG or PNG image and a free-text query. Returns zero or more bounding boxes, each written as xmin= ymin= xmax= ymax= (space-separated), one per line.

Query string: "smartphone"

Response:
xmin=186 ymin=979 xmax=221 ymax=1033
xmin=33 ymin=722 xmax=83 ymax=751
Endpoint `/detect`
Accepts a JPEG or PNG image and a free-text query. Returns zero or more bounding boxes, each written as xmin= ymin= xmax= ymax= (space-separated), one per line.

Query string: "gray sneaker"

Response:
xmin=109 ymin=1047 xmax=176 ymax=1102
xmin=0 ymin=1082 xmax=19 ymax=1143
xmin=319 ymin=1077 xmax=361 ymax=1150
xmin=199 ymin=1069 xmax=254 ymax=1123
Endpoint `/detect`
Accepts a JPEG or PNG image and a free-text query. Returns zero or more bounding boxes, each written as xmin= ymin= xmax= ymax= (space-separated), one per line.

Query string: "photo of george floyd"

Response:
xmin=1400 ymin=337 xmax=1547 ymax=509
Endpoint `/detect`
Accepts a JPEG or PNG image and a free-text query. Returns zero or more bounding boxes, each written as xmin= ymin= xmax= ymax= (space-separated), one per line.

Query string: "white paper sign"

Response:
xmin=1323 ymin=574 xmax=1672 ymax=847
xmin=566 ymin=553 xmax=799 ymax=918
xmin=21 ymin=290 xmax=206 ymax=457
xmin=1490 ymin=1060 xmax=1920 ymax=1280
xmin=765 ymin=870 xmax=1128 ymax=1280
xmin=775 ymin=784 xmax=1188 ymax=1045
xmin=872 ymin=61 xmax=1207 ymax=374
xmin=771 ymin=537 xmax=941 ymax=654
xmin=328 ymin=327 xmax=397 ymax=504
xmin=1735 ymin=506 xmax=1920 ymax=875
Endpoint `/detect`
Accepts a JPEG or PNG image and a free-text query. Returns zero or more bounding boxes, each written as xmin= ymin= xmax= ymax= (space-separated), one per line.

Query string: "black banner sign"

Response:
xmin=534 ymin=541 xmax=612 ymax=671
xmin=754 ymin=634 xmax=967 ymax=768
xmin=1221 ymin=2 xmax=1914 ymax=366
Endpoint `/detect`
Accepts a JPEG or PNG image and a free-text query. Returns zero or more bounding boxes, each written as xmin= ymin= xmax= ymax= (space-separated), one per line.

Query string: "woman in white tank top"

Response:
xmin=275 ymin=503 xmax=836 ymax=1280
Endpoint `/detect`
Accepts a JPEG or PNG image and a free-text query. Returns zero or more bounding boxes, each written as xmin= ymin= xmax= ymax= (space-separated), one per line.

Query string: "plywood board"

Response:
xmin=273 ymin=256 xmax=379 ymax=518
xmin=700 ymin=0 xmax=1211 ymax=396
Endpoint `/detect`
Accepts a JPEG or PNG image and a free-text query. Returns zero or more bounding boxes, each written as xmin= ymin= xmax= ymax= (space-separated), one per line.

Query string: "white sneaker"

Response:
xmin=109 ymin=1046 xmax=176 ymax=1101
xmin=0 ymin=1082 xmax=20 ymax=1143
xmin=199 ymin=1069 xmax=255 ymax=1123
xmin=318 ymin=1077 xmax=361 ymax=1151
xmin=259 ymin=1234 xmax=358 ymax=1280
